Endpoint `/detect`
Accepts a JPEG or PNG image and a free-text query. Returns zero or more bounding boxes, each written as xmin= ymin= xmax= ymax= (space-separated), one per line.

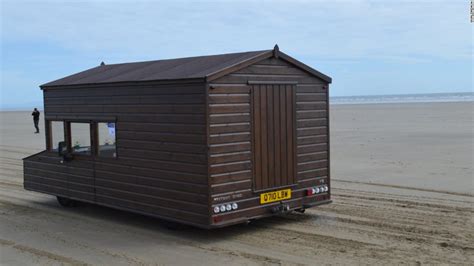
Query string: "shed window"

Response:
xmin=98 ymin=122 xmax=116 ymax=158
xmin=49 ymin=121 xmax=64 ymax=152
xmin=71 ymin=122 xmax=91 ymax=155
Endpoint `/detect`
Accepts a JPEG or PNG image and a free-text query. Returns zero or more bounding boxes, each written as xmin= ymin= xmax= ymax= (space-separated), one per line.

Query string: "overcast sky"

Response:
xmin=1 ymin=0 xmax=472 ymax=108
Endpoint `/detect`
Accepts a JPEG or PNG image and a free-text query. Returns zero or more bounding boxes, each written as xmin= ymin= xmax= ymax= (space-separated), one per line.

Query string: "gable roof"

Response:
xmin=41 ymin=46 xmax=331 ymax=88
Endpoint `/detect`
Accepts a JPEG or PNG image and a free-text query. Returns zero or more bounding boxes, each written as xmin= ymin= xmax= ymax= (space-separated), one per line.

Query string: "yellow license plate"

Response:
xmin=260 ymin=189 xmax=292 ymax=204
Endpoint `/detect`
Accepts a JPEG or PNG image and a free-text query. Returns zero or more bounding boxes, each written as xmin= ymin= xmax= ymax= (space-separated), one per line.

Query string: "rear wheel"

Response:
xmin=161 ymin=220 xmax=186 ymax=230
xmin=57 ymin=196 xmax=78 ymax=207
xmin=294 ymin=208 xmax=305 ymax=213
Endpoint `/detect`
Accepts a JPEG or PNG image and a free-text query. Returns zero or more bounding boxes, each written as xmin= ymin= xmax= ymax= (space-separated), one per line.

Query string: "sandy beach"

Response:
xmin=331 ymin=102 xmax=473 ymax=195
xmin=0 ymin=102 xmax=473 ymax=265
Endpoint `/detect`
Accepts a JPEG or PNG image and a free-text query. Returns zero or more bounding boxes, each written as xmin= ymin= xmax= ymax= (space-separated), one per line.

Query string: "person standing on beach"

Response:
xmin=32 ymin=108 xmax=40 ymax=133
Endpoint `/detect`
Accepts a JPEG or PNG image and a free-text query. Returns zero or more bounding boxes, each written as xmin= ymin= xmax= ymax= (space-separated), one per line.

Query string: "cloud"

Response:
xmin=0 ymin=0 xmax=471 ymax=105
xmin=2 ymin=0 xmax=470 ymax=61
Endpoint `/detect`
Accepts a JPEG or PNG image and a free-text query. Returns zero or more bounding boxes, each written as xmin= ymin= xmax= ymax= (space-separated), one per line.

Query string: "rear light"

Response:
xmin=307 ymin=185 xmax=329 ymax=196
xmin=214 ymin=202 xmax=239 ymax=214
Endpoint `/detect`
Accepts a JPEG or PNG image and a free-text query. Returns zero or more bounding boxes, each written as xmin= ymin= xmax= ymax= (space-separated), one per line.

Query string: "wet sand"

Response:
xmin=331 ymin=102 xmax=473 ymax=195
xmin=0 ymin=102 xmax=473 ymax=265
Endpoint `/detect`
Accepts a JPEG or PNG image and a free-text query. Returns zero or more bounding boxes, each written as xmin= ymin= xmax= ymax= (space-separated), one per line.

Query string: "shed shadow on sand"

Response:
xmin=33 ymin=197 xmax=318 ymax=243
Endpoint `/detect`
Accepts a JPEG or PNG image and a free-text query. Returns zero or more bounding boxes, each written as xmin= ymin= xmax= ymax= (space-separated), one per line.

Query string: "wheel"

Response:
xmin=160 ymin=220 xmax=187 ymax=231
xmin=57 ymin=196 xmax=78 ymax=207
xmin=294 ymin=208 xmax=306 ymax=213
xmin=161 ymin=220 xmax=183 ymax=230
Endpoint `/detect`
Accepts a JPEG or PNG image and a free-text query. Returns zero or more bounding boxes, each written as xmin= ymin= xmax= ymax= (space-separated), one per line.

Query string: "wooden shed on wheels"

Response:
xmin=23 ymin=45 xmax=332 ymax=228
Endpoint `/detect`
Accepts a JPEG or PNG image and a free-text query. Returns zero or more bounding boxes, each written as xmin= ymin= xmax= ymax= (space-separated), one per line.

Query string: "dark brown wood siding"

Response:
xmin=208 ymin=56 xmax=330 ymax=224
xmin=251 ymin=84 xmax=296 ymax=190
xmin=23 ymin=54 xmax=330 ymax=228
xmin=24 ymin=81 xmax=209 ymax=227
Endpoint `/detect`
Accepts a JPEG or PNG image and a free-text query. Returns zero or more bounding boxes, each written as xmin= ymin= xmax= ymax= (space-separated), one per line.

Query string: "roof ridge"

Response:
xmin=101 ymin=49 xmax=270 ymax=67
xmin=71 ymin=60 xmax=158 ymax=85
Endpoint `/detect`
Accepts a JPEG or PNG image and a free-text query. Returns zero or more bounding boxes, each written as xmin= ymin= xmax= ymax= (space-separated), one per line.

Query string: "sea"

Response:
xmin=330 ymin=92 xmax=473 ymax=105
xmin=1 ymin=92 xmax=473 ymax=111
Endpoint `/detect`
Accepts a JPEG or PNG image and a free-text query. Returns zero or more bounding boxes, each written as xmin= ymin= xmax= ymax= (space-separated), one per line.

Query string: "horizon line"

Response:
xmin=1 ymin=91 xmax=472 ymax=111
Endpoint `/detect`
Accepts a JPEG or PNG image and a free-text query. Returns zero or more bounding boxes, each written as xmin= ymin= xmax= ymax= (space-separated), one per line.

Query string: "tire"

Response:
xmin=161 ymin=220 xmax=182 ymax=230
xmin=57 ymin=196 xmax=78 ymax=207
xmin=294 ymin=208 xmax=306 ymax=213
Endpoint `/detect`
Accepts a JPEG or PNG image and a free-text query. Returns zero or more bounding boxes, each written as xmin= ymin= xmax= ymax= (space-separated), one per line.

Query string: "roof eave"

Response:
xmin=278 ymin=52 xmax=332 ymax=83
xmin=205 ymin=50 xmax=332 ymax=84
xmin=39 ymin=77 xmax=206 ymax=90
xmin=205 ymin=50 xmax=273 ymax=82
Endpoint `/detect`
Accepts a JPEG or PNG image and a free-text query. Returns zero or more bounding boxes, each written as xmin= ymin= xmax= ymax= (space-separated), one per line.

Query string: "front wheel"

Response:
xmin=57 ymin=196 xmax=78 ymax=207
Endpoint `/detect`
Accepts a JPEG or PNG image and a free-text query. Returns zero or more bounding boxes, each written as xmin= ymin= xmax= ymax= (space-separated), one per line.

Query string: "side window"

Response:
xmin=50 ymin=121 xmax=64 ymax=151
xmin=70 ymin=122 xmax=91 ymax=155
xmin=98 ymin=122 xmax=116 ymax=158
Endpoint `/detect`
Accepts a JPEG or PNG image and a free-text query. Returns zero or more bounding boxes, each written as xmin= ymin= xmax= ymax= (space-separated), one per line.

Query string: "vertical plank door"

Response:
xmin=252 ymin=84 xmax=296 ymax=191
